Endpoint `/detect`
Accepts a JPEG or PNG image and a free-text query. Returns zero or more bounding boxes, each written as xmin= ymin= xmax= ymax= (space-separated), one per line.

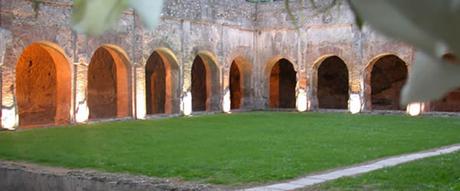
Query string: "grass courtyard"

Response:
xmin=0 ymin=112 xmax=460 ymax=186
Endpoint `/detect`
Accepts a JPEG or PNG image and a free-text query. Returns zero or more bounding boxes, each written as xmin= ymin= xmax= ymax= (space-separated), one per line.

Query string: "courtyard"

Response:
xmin=1 ymin=112 xmax=460 ymax=188
xmin=1 ymin=0 xmax=459 ymax=190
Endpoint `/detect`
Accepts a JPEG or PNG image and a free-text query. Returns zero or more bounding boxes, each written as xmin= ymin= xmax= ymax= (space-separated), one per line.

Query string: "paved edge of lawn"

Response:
xmin=0 ymin=160 xmax=228 ymax=191
xmin=242 ymin=143 xmax=460 ymax=191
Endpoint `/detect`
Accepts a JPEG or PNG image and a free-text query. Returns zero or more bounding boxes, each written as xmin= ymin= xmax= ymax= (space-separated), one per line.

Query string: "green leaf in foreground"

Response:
xmin=349 ymin=0 xmax=460 ymax=105
xmin=72 ymin=0 xmax=128 ymax=36
xmin=127 ymin=0 xmax=164 ymax=30
xmin=71 ymin=0 xmax=164 ymax=36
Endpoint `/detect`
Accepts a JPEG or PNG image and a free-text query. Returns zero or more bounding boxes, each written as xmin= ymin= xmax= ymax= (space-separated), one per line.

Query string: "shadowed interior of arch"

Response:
xmin=15 ymin=43 xmax=71 ymax=127
xmin=146 ymin=52 xmax=167 ymax=114
xmin=370 ymin=55 xmax=407 ymax=110
xmin=317 ymin=56 xmax=349 ymax=109
xmin=269 ymin=59 xmax=296 ymax=108
xmin=87 ymin=46 xmax=131 ymax=119
xmin=230 ymin=61 xmax=242 ymax=109
xmin=192 ymin=56 xmax=208 ymax=111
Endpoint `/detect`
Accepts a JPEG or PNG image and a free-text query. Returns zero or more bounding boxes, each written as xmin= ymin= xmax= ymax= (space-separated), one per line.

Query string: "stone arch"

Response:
xmin=145 ymin=48 xmax=180 ymax=115
xmin=365 ymin=54 xmax=408 ymax=110
xmin=229 ymin=61 xmax=242 ymax=109
xmin=229 ymin=56 xmax=252 ymax=110
xmin=314 ymin=55 xmax=349 ymax=109
xmin=87 ymin=45 xmax=132 ymax=119
xmin=191 ymin=52 xmax=221 ymax=112
xmin=15 ymin=42 xmax=71 ymax=127
xmin=266 ymin=58 xmax=297 ymax=108
xmin=430 ymin=53 xmax=460 ymax=112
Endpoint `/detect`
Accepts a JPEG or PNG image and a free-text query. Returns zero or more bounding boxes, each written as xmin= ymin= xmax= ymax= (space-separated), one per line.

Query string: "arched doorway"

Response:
xmin=370 ymin=55 xmax=407 ymax=110
xmin=191 ymin=53 xmax=220 ymax=112
xmin=317 ymin=56 xmax=349 ymax=109
xmin=269 ymin=59 xmax=296 ymax=108
xmin=87 ymin=45 xmax=131 ymax=119
xmin=431 ymin=53 xmax=460 ymax=112
xmin=229 ymin=61 xmax=242 ymax=109
xmin=16 ymin=42 xmax=71 ymax=127
xmin=191 ymin=56 xmax=207 ymax=111
xmin=145 ymin=50 xmax=179 ymax=115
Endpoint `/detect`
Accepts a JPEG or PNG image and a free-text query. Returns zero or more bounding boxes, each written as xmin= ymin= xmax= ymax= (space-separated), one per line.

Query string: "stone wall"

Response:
xmin=0 ymin=0 xmax=422 ymax=129
xmin=0 ymin=161 xmax=221 ymax=191
xmin=0 ymin=0 xmax=257 ymax=129
xmin=253 ymin=0 xmax=414 ymax=110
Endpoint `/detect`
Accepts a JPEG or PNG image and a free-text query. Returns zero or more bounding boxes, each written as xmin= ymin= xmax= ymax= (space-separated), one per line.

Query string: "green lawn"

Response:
xmin=1 ymin=112 xmax=460 ymax=185
xmin=307 ymin=150 xmax=460 ymax=191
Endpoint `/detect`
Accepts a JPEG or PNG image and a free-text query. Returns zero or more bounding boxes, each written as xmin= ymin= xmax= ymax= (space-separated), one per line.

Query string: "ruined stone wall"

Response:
xmin=0 ymin=0 xmax=423 ymax=129
xmin=253 ymin=0 xmax=414 ymax=110
xmin=0 ymin=0 xmax=257 ymax=129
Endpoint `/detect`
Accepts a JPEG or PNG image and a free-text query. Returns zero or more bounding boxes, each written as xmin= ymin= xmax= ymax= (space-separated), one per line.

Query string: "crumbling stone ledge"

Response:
xmin=0 ymin=160 xmax=226 ymax=191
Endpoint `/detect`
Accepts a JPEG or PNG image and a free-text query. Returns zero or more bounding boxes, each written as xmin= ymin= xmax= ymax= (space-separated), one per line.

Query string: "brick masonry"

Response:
xmin=0 ymin=0 xmax=420 ymax=129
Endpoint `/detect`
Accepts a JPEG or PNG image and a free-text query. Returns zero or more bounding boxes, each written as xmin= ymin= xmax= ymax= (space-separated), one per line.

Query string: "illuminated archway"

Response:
xmin=145 ymin=50 xmax=180 ymax=114
xmin=87 ymin=45 xmax=132 ymax=119
xmin=368 ymin=55 xmax=407 ymax=110
xmin=269 ymin=59 xmax=296 ymax=108
xmin=316 ymin=56 xmax=349 ymax=109
xmin=16 ymin=42 xmax=71 ymax=127
xmin=191 ymin=53 xmax=220 ymax=112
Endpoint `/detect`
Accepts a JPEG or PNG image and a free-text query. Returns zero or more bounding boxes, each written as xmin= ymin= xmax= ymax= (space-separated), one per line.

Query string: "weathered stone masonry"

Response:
xmin=0 ymin=0 xmax=444 ymax=129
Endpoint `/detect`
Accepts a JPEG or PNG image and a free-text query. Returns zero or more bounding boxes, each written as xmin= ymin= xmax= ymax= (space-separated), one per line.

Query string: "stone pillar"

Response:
xmin=74 ymin=57 xmax=89 ymax=123
xmin=1 ymin=65 xmax=18 ymax=130
xmin=0 ymin=30 xmax=18 ymax=130
xmin=181 ymin=59 xmax=192 ymax=116
xmin=222 ymin=66 xmax=231 ymax=113
xmin=180 ymin=19 xmax=192 ymax=116
xmin=135 ymin=65 xmax=146 ymax=119
xmin=73 ymin=34 xmax=91 ymax=123
xmin=296 ymin=69 xmax=308 ymax=112
xmin=348 ymin=65 xmax=364 ymax=114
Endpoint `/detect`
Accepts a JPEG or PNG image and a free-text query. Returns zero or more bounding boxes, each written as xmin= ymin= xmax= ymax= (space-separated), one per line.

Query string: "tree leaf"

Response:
xmin=349 ymin=0 xmax=460 ymax=104
xmin=72 ymin=0 xmax=128 ymax=36
xmin=388 ymin=0 xmax=460 ymax=57
xmin=401 ymin=51 xmax=460 ymax=105
xmin=127 ymin=0 xmax=164 ymax=30
xmin=349 ymin=0 xmax=440 ymax=57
